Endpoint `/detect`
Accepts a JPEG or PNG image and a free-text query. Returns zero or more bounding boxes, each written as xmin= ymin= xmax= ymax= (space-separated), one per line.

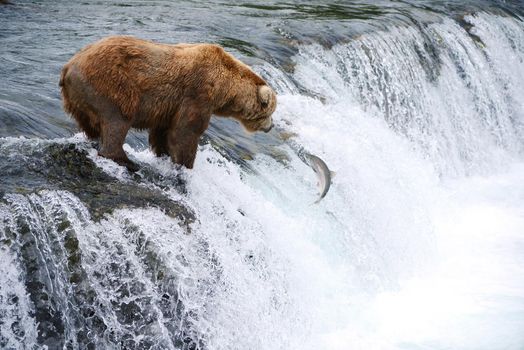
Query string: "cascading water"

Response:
xmin=294 ymin=13 xmax=524 ymax=176
xmin=1 ymin=2 xmax=523 ymax=349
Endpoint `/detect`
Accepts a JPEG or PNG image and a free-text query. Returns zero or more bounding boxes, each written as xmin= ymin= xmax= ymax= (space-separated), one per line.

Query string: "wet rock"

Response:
xmin=1 ymin=141 xmax=195 ymax=225
xmin=456 ymin=14 xmax=486 ymax=47
xmin=10 ymin=321 xmax=24 ymax=338
xmin=0 ymin=140 xmax=205 ymax=349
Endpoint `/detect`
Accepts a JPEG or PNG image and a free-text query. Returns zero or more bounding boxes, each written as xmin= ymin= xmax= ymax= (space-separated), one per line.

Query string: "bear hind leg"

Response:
xmin=98 ymin=114 xmax=138 ymax=172
xmin=72 ymin=109 xmax=100 ymax=139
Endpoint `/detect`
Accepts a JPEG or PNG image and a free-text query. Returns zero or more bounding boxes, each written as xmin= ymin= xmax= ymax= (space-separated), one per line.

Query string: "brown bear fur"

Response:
xmin=60 ymin=35 xmax=277 ymax=170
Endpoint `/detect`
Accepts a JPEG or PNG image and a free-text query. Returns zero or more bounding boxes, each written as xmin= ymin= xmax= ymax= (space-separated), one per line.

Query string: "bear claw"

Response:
xmin=121 ymin=160 xmax=140 ymax=173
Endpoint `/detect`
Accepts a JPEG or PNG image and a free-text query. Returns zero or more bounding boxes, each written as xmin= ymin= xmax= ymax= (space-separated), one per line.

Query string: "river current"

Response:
xmin=1 ymin=1 xmax=524 ymax=349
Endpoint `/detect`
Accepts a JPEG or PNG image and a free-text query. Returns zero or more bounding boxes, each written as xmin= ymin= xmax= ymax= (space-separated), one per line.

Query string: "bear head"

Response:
xmin=215 ymin=84 xmax=277 ymax=133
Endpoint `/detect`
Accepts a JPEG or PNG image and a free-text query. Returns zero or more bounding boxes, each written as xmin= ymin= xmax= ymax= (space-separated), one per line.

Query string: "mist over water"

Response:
xmin=1 ymin=1 xmax=524 ymax=349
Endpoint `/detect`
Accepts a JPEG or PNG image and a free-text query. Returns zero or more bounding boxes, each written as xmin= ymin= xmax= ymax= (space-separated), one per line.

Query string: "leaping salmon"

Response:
xmin=276 ymin=128 xmax=334 ymax=204
xmin=304 ymin=153 xmax=334 ymax=204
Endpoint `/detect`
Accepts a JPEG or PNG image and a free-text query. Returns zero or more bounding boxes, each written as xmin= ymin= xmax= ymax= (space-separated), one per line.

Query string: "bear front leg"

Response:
xmin=149 ymin=127 xmax=169 ymax=157
xmin=167 ymin=103 xmax=211 ymax=169
xmin=168 ymin=130 xmax=201 ymax=168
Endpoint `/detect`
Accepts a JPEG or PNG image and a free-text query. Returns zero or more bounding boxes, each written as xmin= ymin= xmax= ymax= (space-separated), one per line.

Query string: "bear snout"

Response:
xmin=263 ymin=122 xmax=274 ymax=133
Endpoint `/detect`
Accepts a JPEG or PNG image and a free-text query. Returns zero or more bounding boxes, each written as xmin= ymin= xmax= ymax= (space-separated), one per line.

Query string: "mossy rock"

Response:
xmin=1 ymin=141 xmax=195 ymax=225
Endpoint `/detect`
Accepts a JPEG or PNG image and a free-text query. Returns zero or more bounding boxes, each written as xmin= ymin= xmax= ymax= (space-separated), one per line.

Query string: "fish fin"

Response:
xmin=330 ymin=171 xmax=336 ymax=178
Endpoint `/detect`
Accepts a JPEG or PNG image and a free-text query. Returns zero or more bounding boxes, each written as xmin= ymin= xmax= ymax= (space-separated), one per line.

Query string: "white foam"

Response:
xmin=0 ymin=217 xmax=39 ymax=348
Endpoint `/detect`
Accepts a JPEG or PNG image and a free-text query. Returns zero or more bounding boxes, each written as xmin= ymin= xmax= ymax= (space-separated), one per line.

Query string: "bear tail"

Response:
xmin=59 ymin=67 xmax=66 ymax=87
xmin=59 ymin=65 xmax=72 ymax=114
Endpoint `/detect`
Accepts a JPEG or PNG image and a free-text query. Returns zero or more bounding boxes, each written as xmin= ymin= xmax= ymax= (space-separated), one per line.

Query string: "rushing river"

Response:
xmin=1 ymin=1 xmax=524 ymax=349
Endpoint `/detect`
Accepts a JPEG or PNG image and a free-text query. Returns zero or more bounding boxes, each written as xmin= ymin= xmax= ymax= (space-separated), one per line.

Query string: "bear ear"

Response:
xmin=258 ymin=85 xmax=272 ymax=107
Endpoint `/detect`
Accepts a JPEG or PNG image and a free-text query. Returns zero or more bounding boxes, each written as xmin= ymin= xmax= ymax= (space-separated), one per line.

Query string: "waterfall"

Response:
xmin=291 ymin=12 xmax=524 ymax=177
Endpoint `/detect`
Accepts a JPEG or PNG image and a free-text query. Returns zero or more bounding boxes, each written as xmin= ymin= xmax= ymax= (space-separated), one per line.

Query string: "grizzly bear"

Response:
xmin=60 ymin=36 xmax=277 ymax=170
